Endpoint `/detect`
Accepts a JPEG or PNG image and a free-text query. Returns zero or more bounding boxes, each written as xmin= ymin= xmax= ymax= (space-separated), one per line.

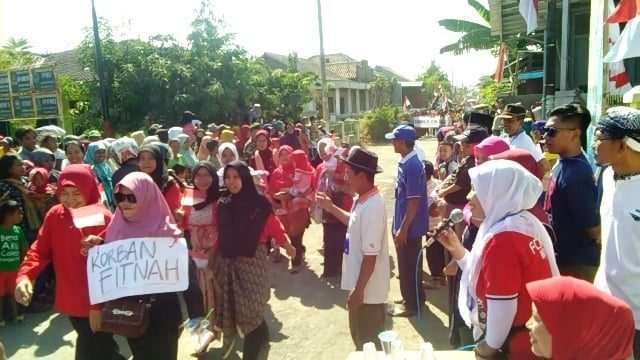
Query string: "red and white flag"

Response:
xmin=519 ymin=0 xmax=539 ymax=34
xmin=181 ymin=188 xmax=205 ymax=207
xmin=70 ymin=204 xmax=106 ymax=229
xmin=604 ymin=17 xmax=640 ymax=63
xmin=607 ymin=0 xmax=639 ymax=23
xmin=607 ymin=0 xmax=633 ymax=94
xmin=403 ymin=96 xmax=412 ymax=112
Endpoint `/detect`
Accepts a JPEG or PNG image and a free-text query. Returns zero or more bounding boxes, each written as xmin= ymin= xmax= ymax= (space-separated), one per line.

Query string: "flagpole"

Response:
xmin=91 ymin=0 xmax=111 ymax=135
xmin=316 ymin=0 xmax=329 ymax=123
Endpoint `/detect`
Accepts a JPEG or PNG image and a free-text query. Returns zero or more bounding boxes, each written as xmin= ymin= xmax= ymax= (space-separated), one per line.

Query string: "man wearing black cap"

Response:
xmin=497 ymin=103 xmax=548 ymax=174
xmin=316 ymin=148 xmax=389 ymax=350
xmin=593 ymin=107 xmax=640 ymax=357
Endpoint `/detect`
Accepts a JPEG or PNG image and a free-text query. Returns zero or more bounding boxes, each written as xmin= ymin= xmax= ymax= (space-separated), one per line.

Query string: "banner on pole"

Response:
xmin=87 ymin=237 xmax=189 ymax=304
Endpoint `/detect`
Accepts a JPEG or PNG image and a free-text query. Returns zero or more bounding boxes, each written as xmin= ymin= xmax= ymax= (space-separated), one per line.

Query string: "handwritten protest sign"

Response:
xmin=87 ymin=237 xmax=189 ymax=304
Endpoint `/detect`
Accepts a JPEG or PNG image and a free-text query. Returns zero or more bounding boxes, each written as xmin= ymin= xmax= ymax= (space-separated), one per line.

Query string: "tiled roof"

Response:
xmin=42 ymin=50 xmax=93 ymax=82
xmin=326 ymin=62 xmax=357 ymax=80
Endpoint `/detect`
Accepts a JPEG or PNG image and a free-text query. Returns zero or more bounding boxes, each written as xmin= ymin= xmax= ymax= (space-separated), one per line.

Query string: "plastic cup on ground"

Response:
xmin=378 ymin=330 xmax=398 ymax=355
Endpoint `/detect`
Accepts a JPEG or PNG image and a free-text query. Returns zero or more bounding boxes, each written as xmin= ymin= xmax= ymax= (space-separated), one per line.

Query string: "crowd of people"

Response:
xmin=0 ymin=101 xmax=638 ymax=360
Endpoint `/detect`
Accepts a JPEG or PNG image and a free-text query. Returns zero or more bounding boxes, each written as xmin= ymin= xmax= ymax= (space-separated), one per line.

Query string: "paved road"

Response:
xmin=1 ymin=138 xmax=456 ymax=360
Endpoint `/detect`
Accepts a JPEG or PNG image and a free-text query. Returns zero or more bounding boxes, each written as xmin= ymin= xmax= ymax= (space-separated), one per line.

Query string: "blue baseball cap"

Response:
xmin=385 ymin=125 xmax=417 ymax=141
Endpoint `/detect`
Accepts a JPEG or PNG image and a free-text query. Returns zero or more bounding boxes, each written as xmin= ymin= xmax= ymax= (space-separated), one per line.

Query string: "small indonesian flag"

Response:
xmin=519 ymin=0 xmax=539 ymax=34
xmin=70 ymin=204 xmax=106 ymax=229
xmin=181 ymin=188 xmax=205 ymax=207
xmin=607 ymin=0 xmax=633 ymax=93
xmin=495 ymin=42 xmax=507 ymax=82
xmin=605 ymin=17 xmax=640 ymax=63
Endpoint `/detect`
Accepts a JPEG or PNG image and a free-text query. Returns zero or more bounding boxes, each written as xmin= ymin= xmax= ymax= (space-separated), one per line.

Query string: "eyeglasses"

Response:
xmin=542 ymin=127 xmax=577 ymax=138
xmin=114 ymin=193 xmax=137 ymax=204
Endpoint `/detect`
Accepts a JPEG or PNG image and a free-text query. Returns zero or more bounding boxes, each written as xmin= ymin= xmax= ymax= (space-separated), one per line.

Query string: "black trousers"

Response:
xmin=127 ymin=293 xmax=182 ymax=360
xmin=243 ymin=320 xmax=270 ymax=360
xmin=323 ymin=222 xmax=347 ymax=276
xmin=635 ymin=330 xmax=640 ymax=360
xmin=290 ymin=232 xmax=306 ymax=267
xmin=426 ymin=240 xmax=445 ymax=277
xmin=395 ymin=236 xmax=424 ymax=310
xmin=183 ymin=257 xmax=206 ymax=319
xmin=68 ymin=317 xmax=124 ymax=360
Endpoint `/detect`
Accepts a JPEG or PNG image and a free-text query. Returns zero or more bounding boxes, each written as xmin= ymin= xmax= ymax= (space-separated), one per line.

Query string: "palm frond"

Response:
xmin=438 ymin=19 xmax=491 ymax=34
xmin=467 ymin=0 xmax=491 ymax=24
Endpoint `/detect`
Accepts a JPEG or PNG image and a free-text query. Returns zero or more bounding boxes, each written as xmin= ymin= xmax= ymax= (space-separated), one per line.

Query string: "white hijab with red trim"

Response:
xmin=459 ymin=159 xmax=560 ymax=329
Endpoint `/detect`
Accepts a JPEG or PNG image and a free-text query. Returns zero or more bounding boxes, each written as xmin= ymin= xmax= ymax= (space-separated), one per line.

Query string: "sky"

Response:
xmin=0 ymin=0 xmax=497 ymax=86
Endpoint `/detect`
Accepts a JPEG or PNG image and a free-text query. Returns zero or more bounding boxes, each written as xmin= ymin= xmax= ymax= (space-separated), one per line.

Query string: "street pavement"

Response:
xmin=0 ymin=138 xmax=455 ymax=360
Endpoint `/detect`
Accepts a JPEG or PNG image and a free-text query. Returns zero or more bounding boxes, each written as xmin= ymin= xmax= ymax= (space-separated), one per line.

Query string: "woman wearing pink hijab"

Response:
xmin=101 ymin=172 xmax=183 ymax=360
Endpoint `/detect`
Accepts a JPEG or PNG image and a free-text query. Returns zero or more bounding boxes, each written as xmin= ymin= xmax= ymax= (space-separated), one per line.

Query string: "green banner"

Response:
xmin=33 ymin=69 xmax=55 ymax=90
xmin=0 ymin=74 xmax=9 ymax=96
xmin=13 ymin=96 xmax=34 ymax=118
xmin=0 ymin=98 xmax=11 ymax=120
xmin=11 ymin=70 xmax=32 ymax=93
xmin=36 ymin=96 xmax=58 ymax=115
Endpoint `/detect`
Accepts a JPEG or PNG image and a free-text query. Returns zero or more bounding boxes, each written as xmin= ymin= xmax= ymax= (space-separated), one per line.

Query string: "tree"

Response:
xmin=478 ymin=76 xmax=511 ymax=105
xmin=438 ymin=0 xmax=499 ymax=55
xmin=419 ymin=62 xmax=452 ymax=104
xmin=0 ymin=38 xmax=38 ymax=70
xmin=76 ymin=0 xmax=314 ymax=133
xmin=369 ymin=75 xmax=396 ymax=108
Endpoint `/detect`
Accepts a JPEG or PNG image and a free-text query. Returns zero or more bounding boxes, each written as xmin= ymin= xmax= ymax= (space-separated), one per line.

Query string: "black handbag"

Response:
xmin=100 ymin=297 xmax=152 ymax=338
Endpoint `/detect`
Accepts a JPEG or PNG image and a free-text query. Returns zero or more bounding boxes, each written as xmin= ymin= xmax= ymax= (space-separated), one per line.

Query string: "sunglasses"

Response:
xmin=114 ymin=192 xmax=137 ymax=204
xmin=543 ymin=126 xmax=577 ymax=138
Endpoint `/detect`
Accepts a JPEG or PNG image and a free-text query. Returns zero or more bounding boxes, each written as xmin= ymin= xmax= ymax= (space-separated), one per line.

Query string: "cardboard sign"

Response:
xmin=413 ymin=115 xmax=441 ymax=129
xmin=87 ymin=237 xmax=189 ymax=304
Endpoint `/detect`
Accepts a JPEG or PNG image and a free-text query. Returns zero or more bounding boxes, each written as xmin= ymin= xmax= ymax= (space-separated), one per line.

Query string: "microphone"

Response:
xmin=424 ymin=209 xmax=464 ymax=248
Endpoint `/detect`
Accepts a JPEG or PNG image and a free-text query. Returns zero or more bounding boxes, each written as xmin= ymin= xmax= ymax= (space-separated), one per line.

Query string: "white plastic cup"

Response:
xmin=391 ymin=339 xmax=404 ymax=360
xmin=362 ymin=342 xmax=377 ymax=360
xmin=419 ymin=341 xmax=435 ymax=360
xmin=378 ymin=330 xmax=399 ymax=355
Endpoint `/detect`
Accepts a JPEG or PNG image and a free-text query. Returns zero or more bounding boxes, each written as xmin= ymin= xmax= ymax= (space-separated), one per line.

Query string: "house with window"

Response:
xmin=263 ymin=53 xmax=408 ymax=119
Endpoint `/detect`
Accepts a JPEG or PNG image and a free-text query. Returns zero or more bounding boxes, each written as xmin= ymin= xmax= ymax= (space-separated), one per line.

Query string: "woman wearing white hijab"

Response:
xmin=437 ymin=159 xmax=559 ymax=359
xmin=216 ymin=142 xmax=239 ymax=189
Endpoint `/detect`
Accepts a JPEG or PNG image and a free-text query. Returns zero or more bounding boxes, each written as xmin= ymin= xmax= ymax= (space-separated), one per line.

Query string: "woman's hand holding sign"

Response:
xmin=15 ymin=278 xmax=34 ymax=306
xmin=81 ymin=235 xmax=104 ymax=256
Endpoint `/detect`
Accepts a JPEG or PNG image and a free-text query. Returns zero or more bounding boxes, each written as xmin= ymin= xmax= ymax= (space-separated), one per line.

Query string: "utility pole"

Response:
xmin=316 ymin=0 xmax=329 ymax=123
xmin=91 ymin=0 xmax=112 ymax=136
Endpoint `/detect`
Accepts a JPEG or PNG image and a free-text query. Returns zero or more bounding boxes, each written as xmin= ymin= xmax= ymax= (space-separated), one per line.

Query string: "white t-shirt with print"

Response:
xmin=507 ymin=131 xmax=543 ymax=162
xmin=341 ymin=190 xmax=390 ymax=304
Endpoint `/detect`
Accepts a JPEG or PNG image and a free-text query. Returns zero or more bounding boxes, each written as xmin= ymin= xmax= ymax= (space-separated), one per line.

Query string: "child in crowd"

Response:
xmin=0 ymin=200 xmax=27 ymax=326
xmin=28 ymin=168 xmax=55 ymax=219
xmin=436 ymin=139 xmax=458 ymax=181
xmin=424 ymin=161 xmax=446 ymax=289
xmin=279 ymin=150 xmax=315 ymax=214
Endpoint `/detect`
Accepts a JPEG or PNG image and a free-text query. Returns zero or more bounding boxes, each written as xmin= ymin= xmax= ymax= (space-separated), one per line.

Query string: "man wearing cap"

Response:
xmin=316 ymin=148 xmax=389 ymax=350
xmin=497 ymin=104 xmax=548 ymax=174
xmin=593 ymin=107 xmax=640 ymax=357
xmin=386 ymin=125 xmax=428 ymax=317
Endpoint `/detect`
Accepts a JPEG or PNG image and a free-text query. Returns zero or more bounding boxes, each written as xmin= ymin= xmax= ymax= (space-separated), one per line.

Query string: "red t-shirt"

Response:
xmin=163 ymin=181 xmax=182 ymax=216
xmin=476 ymin=231 xmax=553 ymax=358
xmin=18 ymin=204 xmax=112 ymax=317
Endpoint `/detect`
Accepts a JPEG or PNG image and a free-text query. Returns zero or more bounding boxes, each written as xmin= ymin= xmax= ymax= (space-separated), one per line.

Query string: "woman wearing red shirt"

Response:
xmin=437 ymin=160 xmax=559 ymax=359
xmin=15 ymin=164 xmax=124 ymax=360
xmin=269 ymin=146 xmax=309 ymax=272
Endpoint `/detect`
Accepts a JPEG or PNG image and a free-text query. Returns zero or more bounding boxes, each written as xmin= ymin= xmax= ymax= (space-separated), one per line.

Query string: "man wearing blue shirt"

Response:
xmin=543 ymin=104 xmax=601 ymax=281
xmin=386 ymin=125 xmax=428 ymax=317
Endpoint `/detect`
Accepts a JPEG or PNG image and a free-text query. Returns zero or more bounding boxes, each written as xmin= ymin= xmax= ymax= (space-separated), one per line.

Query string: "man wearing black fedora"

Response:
xmin=316 ymin=148 xmax=390 ymax=350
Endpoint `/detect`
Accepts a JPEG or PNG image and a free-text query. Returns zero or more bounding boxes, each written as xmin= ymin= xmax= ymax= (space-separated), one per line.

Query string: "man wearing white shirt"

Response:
xmin=593 ymin=107 xmax=640 ymax=359
xmin=316 ymin=148 xmax=390 ymax=350
xmin=498 ymin=103 xmax=549 ymax=174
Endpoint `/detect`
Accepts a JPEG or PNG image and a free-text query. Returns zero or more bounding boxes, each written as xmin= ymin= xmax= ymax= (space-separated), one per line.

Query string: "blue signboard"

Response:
xmin=36 ymin=96 xmax=58 ymax=115
xmin=11 ymin=70 xmax=31 ymax=93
